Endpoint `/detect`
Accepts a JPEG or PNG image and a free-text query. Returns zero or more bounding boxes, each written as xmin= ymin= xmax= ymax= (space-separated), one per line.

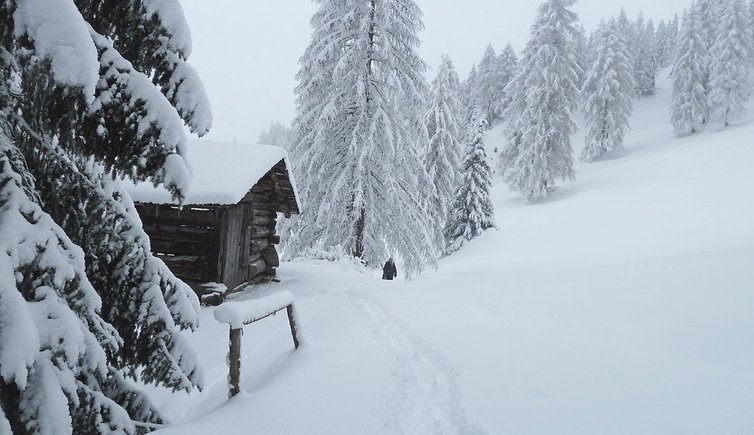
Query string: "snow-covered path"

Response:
xmin=323 ymin=285 xmax=484 ymax=434
xmin=153 ymin=264 xmax=485 ymax=435
xmin=153 ymin=73 xmax=754 ymax=434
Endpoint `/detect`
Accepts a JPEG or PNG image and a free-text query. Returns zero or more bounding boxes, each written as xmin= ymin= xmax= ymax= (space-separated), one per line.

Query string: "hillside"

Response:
xmin=151 ymin=72 xmax=754 ymax=435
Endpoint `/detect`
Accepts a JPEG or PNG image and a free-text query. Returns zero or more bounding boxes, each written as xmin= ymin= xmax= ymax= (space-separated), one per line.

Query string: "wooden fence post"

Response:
xmin=286 ymin=305 xmax=300 ymax=349
xmin=228 ymin=327 xmax=242 ymax=398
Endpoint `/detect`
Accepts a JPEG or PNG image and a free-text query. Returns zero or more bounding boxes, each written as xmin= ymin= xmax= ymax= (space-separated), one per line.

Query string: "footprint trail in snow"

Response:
xmin=326 ymin=285 xmax=486 ymax=435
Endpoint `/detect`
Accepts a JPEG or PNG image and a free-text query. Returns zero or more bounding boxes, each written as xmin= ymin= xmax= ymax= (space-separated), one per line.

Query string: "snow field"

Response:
xmin=152 ymin=72 xmax=754 ymax=434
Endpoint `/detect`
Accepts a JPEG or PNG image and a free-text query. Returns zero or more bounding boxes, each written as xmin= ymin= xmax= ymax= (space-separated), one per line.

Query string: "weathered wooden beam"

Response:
xmin=250 ymin=214 xmax=274 ymax=226
xmin=249 ymin=201 xmax=284 ymax=212
xmin=149 ymin=240 xmax=210 ymax=257
xmin=251 ymin=208 xmax=275 ymax=217
xmin=159 ymin=255 xmax=209 ymax=282
xmin=139 ymin=215 xmax=216 ymax=228
xmin=247 ymin=258 xmax=267 ymax=279
xmin=262 ymin=246 xmax=279 ymax=267
xmin=135 ymin=204 xmax=219 ymax=226
xmin=143 ymin=223 xmax=212 ymax=238
xmin=251 ymin=238 xmax=270 ymax=253
xmin=249 ymin=225 xmax=272 ymax=238
xmin=228 ymin=327 xmax=242 ymax=398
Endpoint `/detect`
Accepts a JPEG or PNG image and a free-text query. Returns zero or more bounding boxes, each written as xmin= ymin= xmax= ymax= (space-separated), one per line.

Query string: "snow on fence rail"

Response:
xmin=214 ymin=291 xmax=302 ymax=398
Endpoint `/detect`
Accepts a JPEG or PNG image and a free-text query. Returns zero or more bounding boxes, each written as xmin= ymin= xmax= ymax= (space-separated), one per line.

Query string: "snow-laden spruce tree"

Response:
xmin=655 ymin=17 xmax=681 ymax=69
xmin=695 ymin=0 xmax=723 ymax=104
xmin=425 ymin=55 xmax=463 ymax=248
xmin=655 ymin=20 xmax=671 ymax=69
xmin=285 ymin=0 xmax=436 ymax=276
xmin=616 ymin=9 xmax=637 ymax=81
xmin=635 ymin=18 xmax=657 ymax=96
xmin=461 ymin=65 xmax=479 ymax=109
xmin=581 ymin=20 xmax=637 ymax=162
xmin=500 ymin=0 xmax=582 ymax=202
xmin=708 ymin=0 xmax=753 ymax=129
xmin=474 ymin=45 xmax=506 ymax=125
xmin=0 ymin=0 xmax=210 ymax=431
xmin=494 ymin=44 xmax=520 ymax=119
xmin=671 ymin=7 xmax=711 ymax=135
xmin=444 ymin=107 xmax=495 ymax=253
xmin=574 ymin=24 xmax=590 ymax=89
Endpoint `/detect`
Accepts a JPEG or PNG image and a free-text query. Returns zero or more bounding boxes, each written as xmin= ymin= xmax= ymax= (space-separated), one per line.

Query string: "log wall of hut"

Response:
xmin=135 ymin=203 xmax=220 ymax=288
xmin=135 ymin=159 xmax=297 ymax=298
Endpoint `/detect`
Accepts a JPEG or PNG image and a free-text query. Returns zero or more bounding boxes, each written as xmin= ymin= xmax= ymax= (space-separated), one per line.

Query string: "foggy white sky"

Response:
xmin=181 ymin=0 xmax=691 ymax=144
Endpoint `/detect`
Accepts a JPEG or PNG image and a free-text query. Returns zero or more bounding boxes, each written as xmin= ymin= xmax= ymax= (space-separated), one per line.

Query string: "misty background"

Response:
xmin=181 ymin=0 xmax=690 ymax=144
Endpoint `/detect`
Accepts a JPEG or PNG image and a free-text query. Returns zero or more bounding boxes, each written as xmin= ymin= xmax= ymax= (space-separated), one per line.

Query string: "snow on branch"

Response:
xmin=88 ymin=28 xmax=191 ymax=199
xmin=142 ymin=0 xmax=193 ymax=57
xmin=165 ymin=61 xmax=212 ymax=136
xmin=13 ymin=0 xmax=99 ymax=100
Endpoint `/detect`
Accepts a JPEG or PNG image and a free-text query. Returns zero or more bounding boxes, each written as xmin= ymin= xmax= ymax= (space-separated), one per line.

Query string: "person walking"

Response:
xmin=382 ymin=257 xmax=397 ymax=280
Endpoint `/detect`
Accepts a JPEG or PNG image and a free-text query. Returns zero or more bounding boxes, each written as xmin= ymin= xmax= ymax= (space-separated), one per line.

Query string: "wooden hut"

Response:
xmin=128 ymin=141 xmax=300 ymax=299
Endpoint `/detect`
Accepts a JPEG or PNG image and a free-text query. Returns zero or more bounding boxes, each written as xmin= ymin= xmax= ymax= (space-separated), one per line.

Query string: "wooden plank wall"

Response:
xmin=217 ymin=204 xmax=249 ymax=291
xmin=135 ymin=203 xmax=220 ymax=287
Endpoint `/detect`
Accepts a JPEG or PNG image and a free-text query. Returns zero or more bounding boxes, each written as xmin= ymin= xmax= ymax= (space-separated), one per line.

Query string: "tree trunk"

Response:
xmin=353 ymin=0 xmax=376 ymax=260
xmin=354 ymin=206 xmax=366 ymax=259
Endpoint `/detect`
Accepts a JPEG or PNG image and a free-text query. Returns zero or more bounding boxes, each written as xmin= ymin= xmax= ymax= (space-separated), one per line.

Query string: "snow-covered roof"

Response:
xmin=128 ymin=139 xmax=298 ymax=207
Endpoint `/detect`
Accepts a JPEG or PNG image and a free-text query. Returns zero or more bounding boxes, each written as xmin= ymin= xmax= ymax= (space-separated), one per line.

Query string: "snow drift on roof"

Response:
xmin=128 ymin=139 xmax=293 ymax=205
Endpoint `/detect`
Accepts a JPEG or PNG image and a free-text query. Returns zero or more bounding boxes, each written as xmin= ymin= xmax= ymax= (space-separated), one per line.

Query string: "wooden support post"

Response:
xmin=228 ymin=327 xmax=242 ymax=398
xmin=287 ymin=305 xmax=300 ymax=349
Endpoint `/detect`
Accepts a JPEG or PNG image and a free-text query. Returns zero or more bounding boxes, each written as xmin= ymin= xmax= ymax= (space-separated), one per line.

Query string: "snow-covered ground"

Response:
xmin=150 ymin=72 xmax=754 ymax=434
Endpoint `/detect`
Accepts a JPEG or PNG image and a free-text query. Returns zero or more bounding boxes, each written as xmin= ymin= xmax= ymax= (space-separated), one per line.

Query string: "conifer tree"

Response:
xmin=444 ymin=108 xmax=495 ymax=253
xmin=672 ymin=7 xmax=710 ymax=135
xmin=616 ymin=9 xmax=637 ymax=85
xmin=574 ymin=24 xmax=590 ymax=89
xmin=425 ymin=55 xmax=463 ymax=250
xmin=635 ymin=19 xmax=657 ymax=95
xmin=474 ymin=45 xmax=506 ymax=125
xmin=494 ymin=43 xmax=520 ymax=117
xmin=655 ymin=20 xmax=672 ymax=69
xmin=657 ymin=17 xmax=680 ymax=70
xmin=581 ymin=20 xmax=636 ymax=162
xmin=501 ymin=0 xmax=582 ymax=201
xmin=671 ymin=13 xmax=681 ymax=42
xmin=695 ymin=0 xmax=722 ymax=106
xmin=0 ymin=0 xmax=210 ymax=431
xmin=285 ymin=0 xmax=436 ymax=276
xmin=708 ymin=0 xmax=753 ymax=128
xmin=633 ymin=12 xmax=647 ymax=95
xmin=461 ymin=65 xmax=479 ymax=109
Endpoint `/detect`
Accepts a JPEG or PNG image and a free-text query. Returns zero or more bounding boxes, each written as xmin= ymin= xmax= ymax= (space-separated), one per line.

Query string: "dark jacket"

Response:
xmin=382 ymin=260 xmax=397 ymax=280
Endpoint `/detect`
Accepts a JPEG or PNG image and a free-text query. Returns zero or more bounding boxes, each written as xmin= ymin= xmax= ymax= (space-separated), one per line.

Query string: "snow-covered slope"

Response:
xmin=151 ymin=72 xmax=754 ymax=434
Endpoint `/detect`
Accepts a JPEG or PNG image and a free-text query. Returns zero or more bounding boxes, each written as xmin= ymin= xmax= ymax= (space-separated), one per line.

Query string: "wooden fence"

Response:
xmin=214 ymin=292 xmax=301 ymax=398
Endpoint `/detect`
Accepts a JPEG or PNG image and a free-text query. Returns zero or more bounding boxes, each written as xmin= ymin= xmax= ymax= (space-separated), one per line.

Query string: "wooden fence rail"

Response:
xmin=214 ymin=291 xmax=301 ymax=398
